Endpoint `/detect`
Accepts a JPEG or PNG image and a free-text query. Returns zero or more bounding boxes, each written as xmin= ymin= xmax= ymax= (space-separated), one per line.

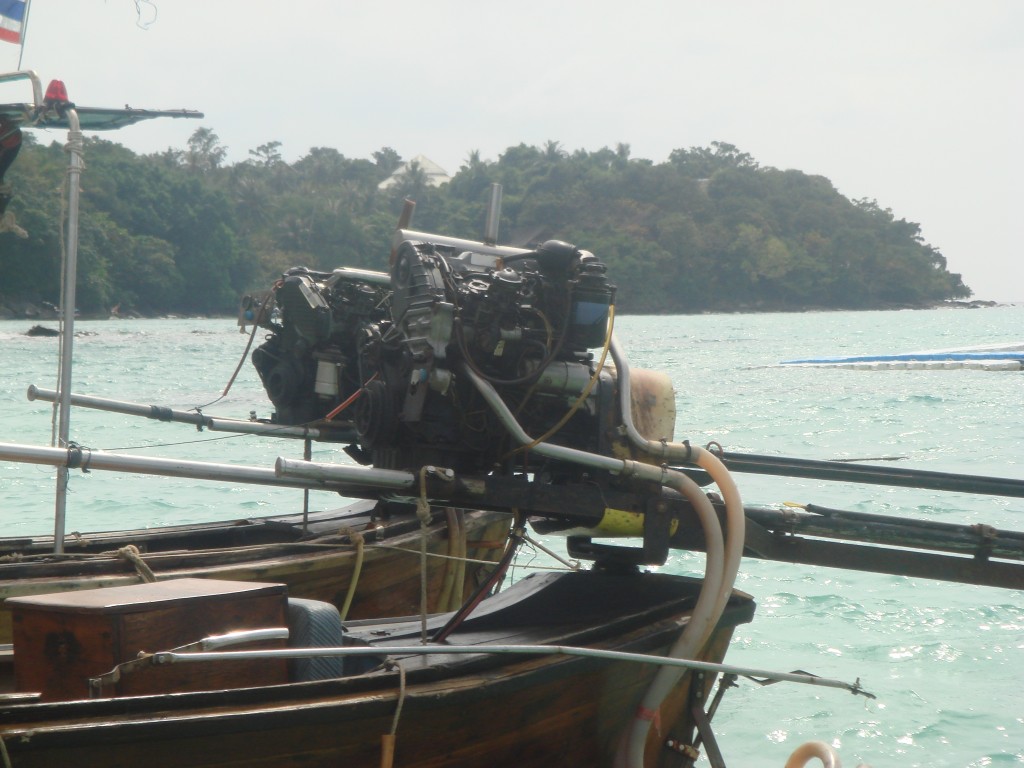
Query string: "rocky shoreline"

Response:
xmin=0 ymin=297 xmax=221 ymax=322
xmin=0 ymin=295 xmax=1011 ymax=326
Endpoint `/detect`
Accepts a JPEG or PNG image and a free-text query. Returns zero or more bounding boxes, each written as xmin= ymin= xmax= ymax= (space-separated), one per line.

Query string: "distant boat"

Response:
xmin=781 ymin=341 xmax=1024 ymax=369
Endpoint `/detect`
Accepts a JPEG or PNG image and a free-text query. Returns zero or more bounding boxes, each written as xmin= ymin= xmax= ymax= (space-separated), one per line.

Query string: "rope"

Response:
xmin=379 ymin=661 xmax=408 ymax=768
xmin=192 ymin=285 xmax=277 ymax=411
xmin=415 ymin=467 xmax=433 ymax=527
xmin=432 ymin=513 xmax=526 ymax=644
xmin=417 ymin=468 xmax=432 ymax=644
xmin=0 ymin=534 xmax=523 ymax=567
xmin=450 ymin=509 xmax=467 ymax=611
xmin=116 ymin=545 xmax=156 ymax=583
xmin=337 ymin=530 xmax=364 ymax=621
xmin=370 ymin=543 xmax=575 ymax=572
xmin=521 ymin=533 xmax=581 ymax=571
xmin=389 ymin=662 xmax=408 ymax=736
xmin=436 ymin=509 xmax=460 ymax=613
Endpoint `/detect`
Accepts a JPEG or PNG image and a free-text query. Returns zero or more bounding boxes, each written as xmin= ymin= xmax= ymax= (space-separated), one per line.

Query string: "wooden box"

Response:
xmin=7 ymin=578 xmax=288 ymax=701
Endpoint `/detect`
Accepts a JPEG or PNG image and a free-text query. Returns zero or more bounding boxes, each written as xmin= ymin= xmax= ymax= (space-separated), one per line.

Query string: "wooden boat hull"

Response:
xmin=0 ymin=571 xmax=755 ymax=768
xmin=0 ymin=501 xmax=512 ymax=644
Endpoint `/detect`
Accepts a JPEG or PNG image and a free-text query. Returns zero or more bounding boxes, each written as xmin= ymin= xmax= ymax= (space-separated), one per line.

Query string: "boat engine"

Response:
xmin=251 ymin=235 xmax=636 ymax=474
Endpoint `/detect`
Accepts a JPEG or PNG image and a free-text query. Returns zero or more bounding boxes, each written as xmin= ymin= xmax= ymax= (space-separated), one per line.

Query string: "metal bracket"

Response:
xmin=667 ymin=670 xmax=739 ymax=768
xmin=566 ymin=496 xmax=673 ymax=566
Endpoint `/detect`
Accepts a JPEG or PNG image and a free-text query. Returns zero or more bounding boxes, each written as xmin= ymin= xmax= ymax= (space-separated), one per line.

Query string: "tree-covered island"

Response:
xmin=0 ymin=133 xmax=971 ymax=318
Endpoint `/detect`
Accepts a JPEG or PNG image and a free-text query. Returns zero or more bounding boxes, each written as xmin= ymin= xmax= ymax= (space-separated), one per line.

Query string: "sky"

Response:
xmin=1 ymin=0 xmax=1021 ymax=301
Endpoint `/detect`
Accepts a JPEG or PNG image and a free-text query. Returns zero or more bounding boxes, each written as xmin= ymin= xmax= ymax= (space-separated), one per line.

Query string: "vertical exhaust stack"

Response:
xmin=483 ymin=183 xmax=503 ymax=245
xmin=390 ymin=198 xmax=417 ymax=266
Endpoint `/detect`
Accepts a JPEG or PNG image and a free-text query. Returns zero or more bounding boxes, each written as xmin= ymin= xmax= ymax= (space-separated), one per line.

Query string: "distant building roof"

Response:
xmin=378 ymin=155 xmax=451 ymax=190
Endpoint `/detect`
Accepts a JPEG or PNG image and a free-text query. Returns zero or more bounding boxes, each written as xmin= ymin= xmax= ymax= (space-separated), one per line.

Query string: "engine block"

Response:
xmin=251 ymin=235 xmax=617 ymax=474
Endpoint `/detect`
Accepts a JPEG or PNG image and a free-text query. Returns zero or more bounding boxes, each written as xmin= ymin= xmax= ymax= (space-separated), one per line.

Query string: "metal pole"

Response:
xmin=0 ymin=441 xmax=368 ymax=492
xmin=275 ymin=456 xmax=417 ymax=491
xmin=27 ymin=386 xmax=339 ymax=440
xmin=145 ymin=643 xmax=872 ymax=698
xmin=0 ymin=70 xmax=43 ymax=104
xmin=396 ymin=229 xmax=530 ymax=259
xmin=302 ymin=438 xmax=311 ymax=534
xmin=16 ymin=0 xmax=32 ymax=70
xmin=53 ymin=107 xmax=83 ymax=554
xmin=714 ymin=451 xmax=1024 ymax=498
xmin=483 ymin=183 xmax=502 ymax=245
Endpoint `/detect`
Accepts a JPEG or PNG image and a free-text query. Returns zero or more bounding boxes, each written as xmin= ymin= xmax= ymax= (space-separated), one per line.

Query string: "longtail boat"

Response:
xmin=0 ymin=501 xmax=511 ymax=646
xmin=0 ymin=571 xmax=768 ymax=768
xmin=1 ymin=69 xmax=1021 ymax=767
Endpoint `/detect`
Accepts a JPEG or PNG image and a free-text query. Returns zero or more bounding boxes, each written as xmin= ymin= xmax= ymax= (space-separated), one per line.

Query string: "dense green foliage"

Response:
xmin=0 ymin=132 xmax=970 ymax=316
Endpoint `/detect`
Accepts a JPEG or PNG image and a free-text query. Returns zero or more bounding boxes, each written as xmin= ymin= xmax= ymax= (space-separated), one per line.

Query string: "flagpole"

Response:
xmin=16 ymin=0 xmax=30 ymax=69
xmin=52 ymin=98 xmax=82 ymax=555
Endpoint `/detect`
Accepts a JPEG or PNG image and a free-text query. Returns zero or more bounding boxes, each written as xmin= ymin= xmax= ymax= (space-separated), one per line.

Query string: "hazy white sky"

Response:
xmin=2 ymin=0 xmax=1021 ymax=300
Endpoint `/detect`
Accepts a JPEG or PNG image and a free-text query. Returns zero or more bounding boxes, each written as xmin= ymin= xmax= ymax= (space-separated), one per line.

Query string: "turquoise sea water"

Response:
xmin=1 ymin=307 xmax=1021 ymax=767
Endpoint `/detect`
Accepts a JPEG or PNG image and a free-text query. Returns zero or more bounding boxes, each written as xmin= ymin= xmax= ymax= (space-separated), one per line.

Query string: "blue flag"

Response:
xmin=0 ymin=0 xmax=26 ymax=45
